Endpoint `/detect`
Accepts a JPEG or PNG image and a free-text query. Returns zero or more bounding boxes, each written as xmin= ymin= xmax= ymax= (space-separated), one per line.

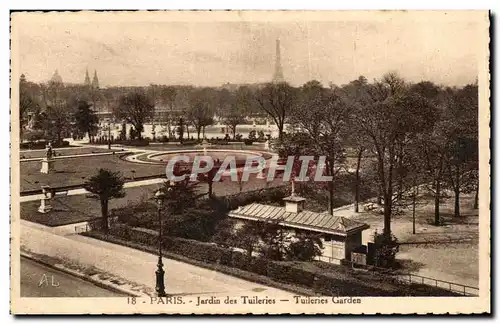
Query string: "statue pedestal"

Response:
xmin=40 ymin=158 xmax=54 ymax=174
xmin=38 ymin=197 xmax=52 ymax=213
xmin=264 ymin=140 xmax=270 ymax=150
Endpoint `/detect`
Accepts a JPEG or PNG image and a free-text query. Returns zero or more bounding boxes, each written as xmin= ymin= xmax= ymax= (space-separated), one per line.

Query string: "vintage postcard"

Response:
xmin=10 ymin=10 xmax=490 ymax=315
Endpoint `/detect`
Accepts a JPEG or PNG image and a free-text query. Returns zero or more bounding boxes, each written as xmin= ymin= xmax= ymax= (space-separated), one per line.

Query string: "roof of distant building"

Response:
xmin=50 ymin=70 xmax=63 ymax=85
xmin=228 ymin=203 xmax=369 ymax=236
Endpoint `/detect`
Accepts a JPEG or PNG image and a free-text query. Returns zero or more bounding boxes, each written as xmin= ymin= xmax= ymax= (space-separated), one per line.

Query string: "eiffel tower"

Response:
xmin=272 ymin=39 xmax=285 ymax=83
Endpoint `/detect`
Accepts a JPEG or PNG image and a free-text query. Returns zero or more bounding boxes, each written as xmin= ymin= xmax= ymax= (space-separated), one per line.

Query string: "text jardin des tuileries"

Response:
xmin=138 ymin=296 xmax=362 ymax=306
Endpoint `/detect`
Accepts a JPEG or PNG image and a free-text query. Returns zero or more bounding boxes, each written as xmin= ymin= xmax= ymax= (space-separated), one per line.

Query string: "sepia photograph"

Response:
xmin=9 ymin=10 xmax=490 ymax=314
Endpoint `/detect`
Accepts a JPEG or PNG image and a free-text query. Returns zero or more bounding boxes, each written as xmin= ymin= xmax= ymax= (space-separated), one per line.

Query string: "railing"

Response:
xmin=395 ymin=272 xmax=479 ymax=296
xmin=315 ymin=255 xmax=479 ymax=296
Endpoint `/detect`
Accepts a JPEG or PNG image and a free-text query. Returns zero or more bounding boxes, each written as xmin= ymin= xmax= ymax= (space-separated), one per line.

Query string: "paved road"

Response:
xmin=22 ymin=223 xmax=294 ymax=297
xmin=21 ymin=257 xmax=125 ymax=297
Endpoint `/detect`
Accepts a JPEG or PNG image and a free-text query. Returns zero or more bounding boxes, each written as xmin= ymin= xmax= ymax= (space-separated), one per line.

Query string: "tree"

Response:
xmin=219 ymin=89 xmax=246 ymax=140
xmin=445 ymin=137 xmax=478 ymax=217
xmin=83 ymin=169 xmax=125 ymax=233
xmin=177 ymin=117 xmax=185 ymax=143
xmin=158 ymin=86 xmax=177 ymax=138
xmin=188 ymin=88 xmax=216 ymax=140
xmin=355 ymin=73 xmax=437 ymax=236
xmin=114 ymin=89 xmax=154 ymax=139
xmin=39 ymin=104 xmax=71 ymax=144
xmin=417 ymin=129 xmax=448 ymax=225
xmin=19 ymin=78 xmax=39 ymax=140
xmin=336 ymin=76 xmax=370 ymax=213
xmin=38 ymin=81 xmax=72 ymax=144
xmin=73 ymin=100 xmax=99 ymax=140
xmin=288 ymin=81 xmax=350 ymax=215
xmin=255 ymin=82 xmax=296 ymax=141
xmin=443 ymin=84 xmax=478 ymax=217
xmin=196 ymin=160 xmax=221 ymax=199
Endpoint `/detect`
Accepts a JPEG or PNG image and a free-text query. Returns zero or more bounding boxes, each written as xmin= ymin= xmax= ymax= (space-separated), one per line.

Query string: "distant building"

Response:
xmin=92 ymin=70 xmax=100 ymax=89
xmin=49 ymin=70 xmax=63 ymax=86
xmin=84 ymin=69 xmax=91 ymax=87
xmin=83 ymin=68 xmax=100 ymax=90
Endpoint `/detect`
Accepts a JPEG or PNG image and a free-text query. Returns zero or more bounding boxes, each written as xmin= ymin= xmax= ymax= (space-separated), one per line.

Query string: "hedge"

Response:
xmin=20 ymin=140 xmax=70 ymax=150
xmin=113 ymin=139 xmax=150 ymax=147
xmin=219 ymin=185 xmax=289 ymax=210
xmin=105 ymin=224 xmax=461 ymax=297
xmin=267 ymin=262 xmax=315 ymax=288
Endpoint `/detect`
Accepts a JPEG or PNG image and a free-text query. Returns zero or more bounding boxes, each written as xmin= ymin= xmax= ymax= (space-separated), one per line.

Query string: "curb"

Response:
xmin=20 ymin=251 xmax=148 ymax=298
xmin=82 ymin=233 xmax=317 ymax=297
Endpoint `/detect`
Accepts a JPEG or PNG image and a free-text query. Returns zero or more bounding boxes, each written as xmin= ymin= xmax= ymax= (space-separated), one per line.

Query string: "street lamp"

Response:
xmin=154 ymin=189 xmax=167 ymax=297
xmin=107 ymin=117 xmax=113 ymax=150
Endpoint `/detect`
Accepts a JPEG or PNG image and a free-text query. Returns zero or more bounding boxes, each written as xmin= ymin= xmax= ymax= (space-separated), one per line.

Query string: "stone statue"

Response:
xmin=40 ymin=142 xmax=55 ymax=174
xmin=45 ymin=142 xmax=53 ymax=159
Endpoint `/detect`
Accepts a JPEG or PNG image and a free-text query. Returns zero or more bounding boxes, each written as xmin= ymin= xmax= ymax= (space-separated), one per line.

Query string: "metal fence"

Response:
xmin=395 ymin=272 xmax=479 ymax=296
xmin=315 ymin=255 xmax=479 ymax=296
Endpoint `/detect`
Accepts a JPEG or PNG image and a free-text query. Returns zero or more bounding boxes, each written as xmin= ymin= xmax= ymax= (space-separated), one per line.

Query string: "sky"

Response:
xmin=12 ymin=11 xmax=484 ymax=88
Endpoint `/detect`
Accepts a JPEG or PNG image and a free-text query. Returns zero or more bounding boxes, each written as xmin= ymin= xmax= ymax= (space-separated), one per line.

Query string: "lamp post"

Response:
xmin=107 ymin=117 xmax=112 ymax=150
xmin=154 ymin=189 xmax=167 ymax=297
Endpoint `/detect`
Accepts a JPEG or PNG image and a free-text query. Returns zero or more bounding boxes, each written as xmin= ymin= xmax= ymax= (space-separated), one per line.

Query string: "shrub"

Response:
xmin=257 ymin=130 xmax=266 ymax=142
xmin=243 ymin=139 xmax=254 ymax=145
xmin=117 ymin=138 xmax=150 ymax=146
xmin=248 ymin=257 xmax=269 ymax=276
xmin=23 ymin=130 xmax=45 ymax=142
xmin=219 ymin=249 xmax=233 ymax=266
xmin=372 ymin=231 xmax=399 ymax=268
xmin=248 ymin=130 xmax=257 ymax=141
xmin=211 ymin=219 xmax=237 ymax=247
xmin=285 ymin=234 xmax=324 ymax=261
xmin=220 ymin=186 xmax=288 ymax=210
xmin=209 ymin=139 xmax=229 ymax=145
xmin=110 ymin=224 xmax=132 ymax=240
xmin=180 ymin=140 xmax=200 ymax=146
xmin=231 ymin=251 xmax=251 ymax=271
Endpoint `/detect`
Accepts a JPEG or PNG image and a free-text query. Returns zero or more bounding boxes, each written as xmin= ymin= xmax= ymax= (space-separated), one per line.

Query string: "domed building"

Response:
xmin=49 ymin=69 xmax=63 ymax=86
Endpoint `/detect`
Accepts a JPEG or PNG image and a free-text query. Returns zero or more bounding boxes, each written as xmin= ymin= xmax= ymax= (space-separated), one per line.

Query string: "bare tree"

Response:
xmin=287 ymin=80 xmax=350 ymax=215
xmin=219 ymin=88 xmax=246 ymax=139
xmin=188 ymin=88 xmax=215 ymax=140
xmin=113 ymin=89 xmax=154 ymax=139
xmin=255 ymin=82 xmax=296 ymax=141
xmin=355 ymin=73 xmax=437 ymax=235
xmin=158 ymin=85 xmax=177 ymax=138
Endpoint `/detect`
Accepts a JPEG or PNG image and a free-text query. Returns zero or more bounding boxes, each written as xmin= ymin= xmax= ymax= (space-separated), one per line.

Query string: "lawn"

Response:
xmin=19 ymin=147 xmax=124 ymax=159
xmin=20 ymin=154 xmax=166 ymax=192
xmin=20 ymin=173 xmax=288 ymax=227
xmin=21 ymin=183 xmax=163 ymax=226
xmin=333 ymin=191 xmax=479 ymax=288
